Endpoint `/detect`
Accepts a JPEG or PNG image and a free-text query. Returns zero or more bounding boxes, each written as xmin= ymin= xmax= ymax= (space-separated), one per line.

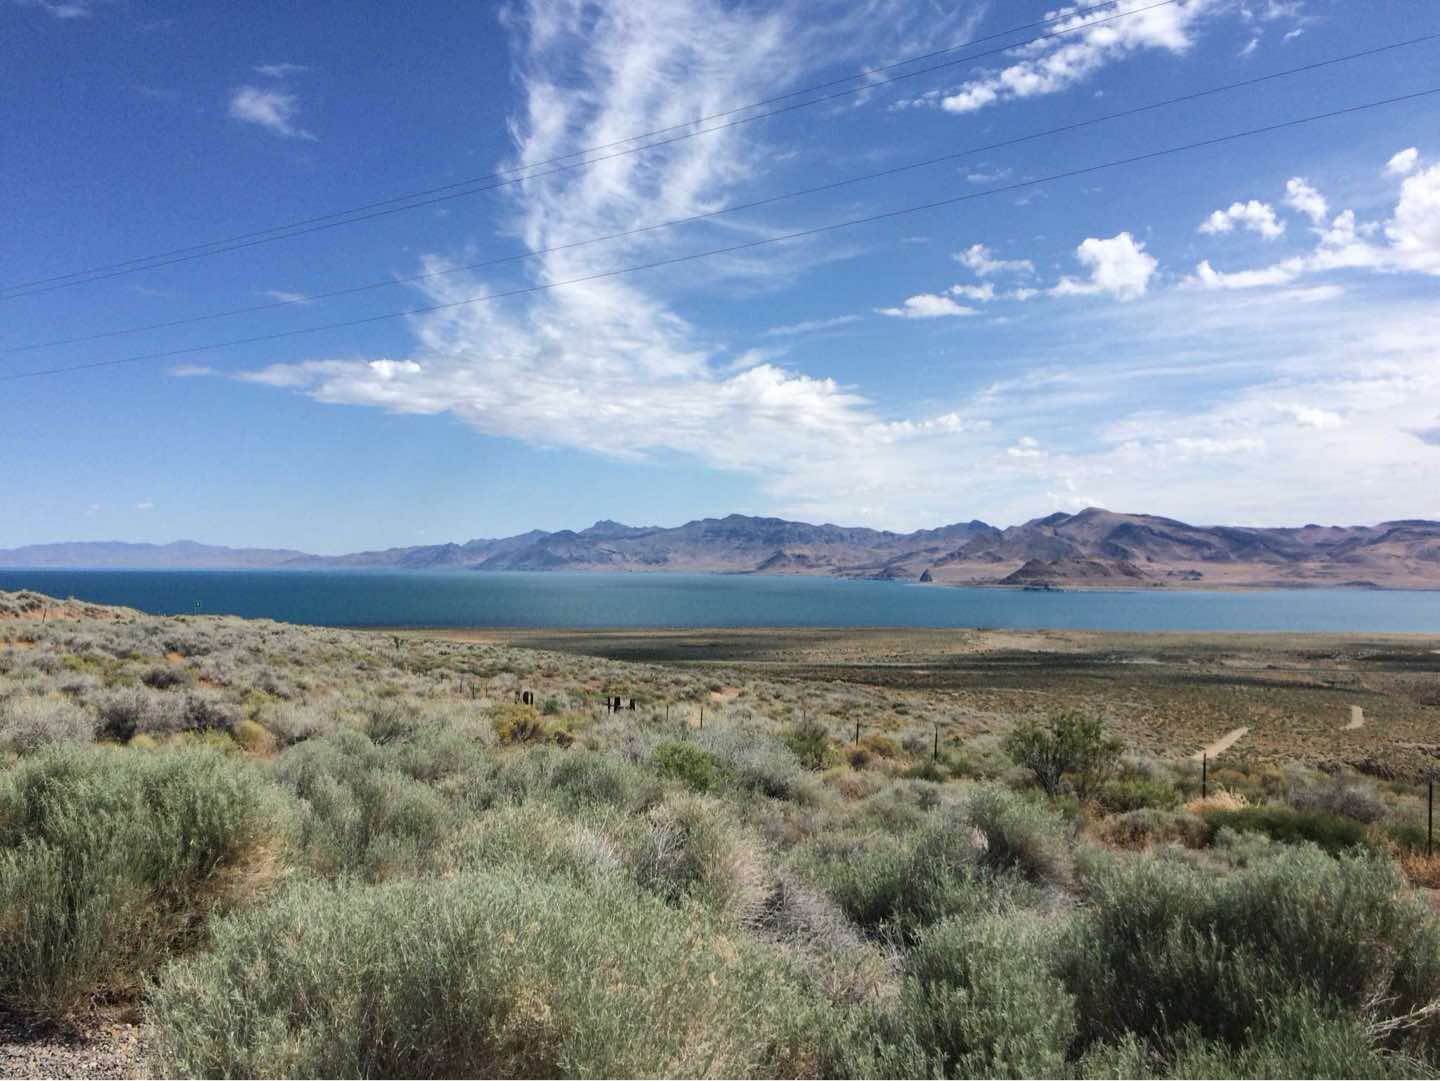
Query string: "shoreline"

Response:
xmin=3 ymin=564 xmax=1440 ymax=592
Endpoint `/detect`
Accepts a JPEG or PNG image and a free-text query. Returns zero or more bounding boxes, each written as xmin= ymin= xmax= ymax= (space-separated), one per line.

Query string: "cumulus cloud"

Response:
xmin=949 ymin=282 xmax=996 ymax=302
xmin=1283 ymin=177 xmax=1327 ymax=224
xmin=954 ymin=243 xmax=1033 ymax=277
xmin=1190 ymin=151 xmax=1440 ymax=289
xmin=877 ymin=293 xmax=977 ymax=319
xmin=228 ymin=85 xmax=315 ymax=140
xmin=1387 ymin=147 xmax=1420 ymax=176
xmin=1052 ymin=232 xmax=1157 ymax=300
xmin=1198 ymin=199 xmax=1284 ymax=239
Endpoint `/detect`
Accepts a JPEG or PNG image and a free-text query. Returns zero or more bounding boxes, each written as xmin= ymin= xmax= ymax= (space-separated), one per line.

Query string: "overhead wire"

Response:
xmin=5 ymin=33 xmax=1432 ymax=354
xmin=6 ymin=85 xmax=1435 ymax=383
xmin=0 ymin=0 xmax=1182 ymax=299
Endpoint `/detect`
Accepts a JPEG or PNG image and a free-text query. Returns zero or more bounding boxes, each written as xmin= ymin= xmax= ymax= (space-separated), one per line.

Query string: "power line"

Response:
xmin=0 ymin=0 xmax=1179 ymax=299
xmin=5 ymin=86 xmax=1434 ymax=384
xmin=7 ymin=34 xmax=1431 ymax=354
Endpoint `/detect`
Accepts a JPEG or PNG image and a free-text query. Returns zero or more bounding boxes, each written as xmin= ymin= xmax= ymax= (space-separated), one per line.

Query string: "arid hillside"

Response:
xmin=5 ymin=508 xmax=1440 ymax=590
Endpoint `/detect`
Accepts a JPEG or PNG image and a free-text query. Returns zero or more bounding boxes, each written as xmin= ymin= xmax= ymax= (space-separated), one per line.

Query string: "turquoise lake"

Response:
xmin=1 ymin=569 xmax=1437 ymax=632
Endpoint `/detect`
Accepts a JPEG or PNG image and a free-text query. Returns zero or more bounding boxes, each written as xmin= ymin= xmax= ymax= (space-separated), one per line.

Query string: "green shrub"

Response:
xmin=633 ymin=795 xmax=771 ymax=926
xmin=1097 ymin=767 xmax=1181 ymax=814
xmin=0 ymin=744 xmax=291 ymax=1018
xmin=806 ymin=787 xmax=1064 ymax=938
xmin=0 ymin=695 xmax=94 ymax=752
xmin=270 ymin=729 xmax=455 ymax=881
xmin=1062 ymin=847 xmax=1440 ymax=1056
xmin=491 ymin=702 xmax=547 ymax=744
xmin=147 ymin=872 xmax=827 ymax=1078
xmin=1162 ymin=991 xmax=1415 ymax=1079
xmin=695 ymin=726 xmax=808 ymax=800
xmin=452 ymin=802 xmax=632 ymax=885
xmin=492 ymin=746 xmax=658 ymax=814
xmin=360 ymin=697 xmax=421 ymax=745
xmin=780 ymin=719 xmax=838 ymax=770
xmin=963 ymin=784 xmax=1072 ymax=887
xmin=1201 ymin=805 xmax=1372 ymax=854
xmin=1003 ymin=711 xmax=1122 ymax=800
xmin=651 ymin=740 xmax=731 ymax=793
xmin=1288 ymin=780 xmax=1388 ymax=825
xmin=834 ymin=915 xmax=1075 ymax=1079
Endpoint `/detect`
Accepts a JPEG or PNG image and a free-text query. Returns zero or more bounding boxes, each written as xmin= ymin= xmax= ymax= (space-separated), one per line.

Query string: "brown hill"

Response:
xmin=5 ymin=510 xmax=1439 ymax=590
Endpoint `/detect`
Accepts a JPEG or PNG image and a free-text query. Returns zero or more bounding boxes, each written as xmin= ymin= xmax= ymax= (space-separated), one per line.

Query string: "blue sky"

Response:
xmin=3 ymin=0 xmax=1438 ymax=553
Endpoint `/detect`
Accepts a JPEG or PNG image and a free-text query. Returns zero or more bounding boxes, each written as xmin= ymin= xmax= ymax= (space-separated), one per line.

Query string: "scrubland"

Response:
xmin=3 ymin=589 xmax=1440 ymax=1078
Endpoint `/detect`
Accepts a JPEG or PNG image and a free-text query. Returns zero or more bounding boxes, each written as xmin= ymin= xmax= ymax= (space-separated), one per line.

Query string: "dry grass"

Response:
xmin=1186 ymin=789 xmax=1250 ymax=814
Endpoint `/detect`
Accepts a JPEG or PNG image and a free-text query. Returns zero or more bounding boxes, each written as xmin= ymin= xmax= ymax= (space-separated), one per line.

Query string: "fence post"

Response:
xmin=933 ymin=723 xmax=939 ymax=761
xmin=854 ymin=718 xmax=861 ymax=744
xmin=1202 ymin=753 xmax=1208 ymax=801
xmin=1429 ymin=771 xmax=1434 ymax=860
xmin=699 ymin=703 xmax=704 ymax=730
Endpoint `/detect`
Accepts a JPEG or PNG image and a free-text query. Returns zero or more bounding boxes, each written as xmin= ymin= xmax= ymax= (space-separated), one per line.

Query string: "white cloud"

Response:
xmin=954 ymin=243 xmax=1033 ymax=277
xmin=950 ymin=282 xmax=996 ymax=302
xmin=965 ymin=165 xmax=1012 ymax=184
xmin=763 ymin=314 xmax=861 ymax=337
xmin=1198 ymin=199 xmax=1284 ymax=239
xmin=1189 ymin=259 xmax=1298 ymax=290
xmin=1007 ymin=435 xmax=1045 ymax=459
xmin=14 ymin=0 xmax=104 ymax=17
xmin=254 ymin=62 xmax=307 ymax=78
xmin=937 ymin=0 xmax=1218 ymax=115
xmin=1275 ymin=403 xmax=1343 ymax=429
xmin=1052 ymin=232 xmax=1157 ymax=300
xmin=1283 ymin=177 xmax=1327 ymax=224
xmin=228 ymin=85 xmax=316 ymax=140
xmin=1387 ymin=147 xmax=1420 ymax=177
xmin=1191 ymin=152 xmax=1440 ymax=289
xmin=227 ymin=0 xmax=1004 ymax=529
xmin=261 ymin=289 xmax=312 ymax=305
xmin=1386 ymin=162 xmax=1440 ymax=273
xmin=135 ymin=500 xmax=155 ymax=511
xmin=877 ymin=293 xmax=978 ymax=319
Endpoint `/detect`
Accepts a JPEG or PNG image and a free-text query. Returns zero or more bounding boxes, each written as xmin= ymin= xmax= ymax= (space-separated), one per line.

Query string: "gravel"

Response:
xmin=0 ymin=1011 xmax=146 ymax=1080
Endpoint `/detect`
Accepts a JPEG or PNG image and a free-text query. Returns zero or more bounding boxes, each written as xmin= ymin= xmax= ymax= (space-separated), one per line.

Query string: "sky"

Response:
xmin=2 ymin=0 xmax=1438 ymax=553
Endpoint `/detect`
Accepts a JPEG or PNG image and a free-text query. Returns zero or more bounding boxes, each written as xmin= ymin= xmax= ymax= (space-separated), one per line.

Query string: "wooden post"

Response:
xmin=854 ymin=718 xmax=861 ymax=744
xmin=1428 ymin=771 xmax=1434 ymax=860
xmin=1202 ymin=753 xmax=1208 ymax=801
xmin=933 ymin=723 xmax=939 ymax=761
xmin=699 ymin=703 xmax=704 ymax=730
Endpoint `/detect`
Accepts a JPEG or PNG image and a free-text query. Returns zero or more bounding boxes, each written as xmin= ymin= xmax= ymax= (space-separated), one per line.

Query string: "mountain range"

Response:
xmin=4 ymin=509 xmax=1440 ymax=590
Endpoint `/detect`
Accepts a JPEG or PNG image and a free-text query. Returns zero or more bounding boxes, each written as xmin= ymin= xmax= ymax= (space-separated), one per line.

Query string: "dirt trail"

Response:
xmin=1192 ymin=726 xmax=1249 ymax=761
xmin=1345 ymin=705 xmax=1365 ymax=730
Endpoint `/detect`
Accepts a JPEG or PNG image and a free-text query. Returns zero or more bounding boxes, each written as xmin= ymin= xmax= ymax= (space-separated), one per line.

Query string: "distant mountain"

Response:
xmin=5 ymin=509 xmax=1439 ymax=589
xmin=0 ymin=540 xmax=307 ymax=569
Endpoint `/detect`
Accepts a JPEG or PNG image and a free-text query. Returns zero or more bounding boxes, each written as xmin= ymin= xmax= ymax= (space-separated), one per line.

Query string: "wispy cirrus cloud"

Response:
xmin=13 ymin=0 xmax=107 ymax=18
xmin=220 ymin=0 xmax=1438 ymax=530
xmin=254 ymin=62 xmax=308 ymax=79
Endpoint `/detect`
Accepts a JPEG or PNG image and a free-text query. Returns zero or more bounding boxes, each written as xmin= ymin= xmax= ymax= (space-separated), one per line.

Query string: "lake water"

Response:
xmin=1 ymin=568 xmax=1437 ymax=633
